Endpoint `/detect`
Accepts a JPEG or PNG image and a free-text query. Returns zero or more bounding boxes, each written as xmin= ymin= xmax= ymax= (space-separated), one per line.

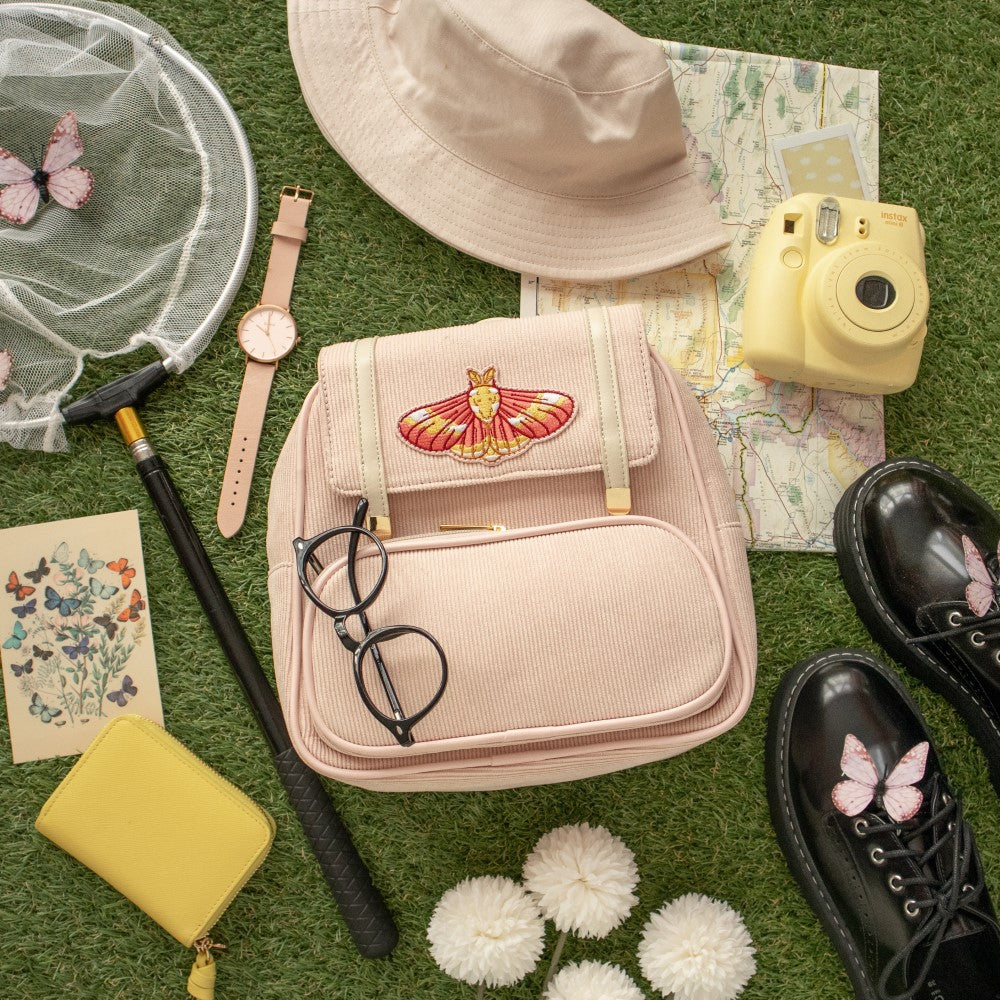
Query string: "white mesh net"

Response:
xmin=0 ymin=1 xmax=256 ymax=451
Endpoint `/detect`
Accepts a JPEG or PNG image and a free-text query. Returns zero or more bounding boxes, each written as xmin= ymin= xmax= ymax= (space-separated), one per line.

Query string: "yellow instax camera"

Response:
xmin=742 ymin=194 xmax=929 ymax=394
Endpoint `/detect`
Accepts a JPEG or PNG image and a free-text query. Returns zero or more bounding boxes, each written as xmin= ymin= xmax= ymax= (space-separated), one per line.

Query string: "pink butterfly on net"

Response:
xmin=832 ymin=733 xmax=929 ymax=823
xmin=962 ymin=534 xmax=1000 ymax=617
xmin=0 ymin=112 xmax=94 ymax=225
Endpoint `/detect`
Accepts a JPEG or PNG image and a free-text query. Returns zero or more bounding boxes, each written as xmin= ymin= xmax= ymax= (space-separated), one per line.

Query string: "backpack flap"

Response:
xmin=315 ymin=304 xmax=659 ymax=537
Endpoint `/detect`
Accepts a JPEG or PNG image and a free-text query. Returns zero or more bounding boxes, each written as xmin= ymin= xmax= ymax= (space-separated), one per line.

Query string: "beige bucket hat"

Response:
xmin=287 ymin=0 xmax=730 ymax=281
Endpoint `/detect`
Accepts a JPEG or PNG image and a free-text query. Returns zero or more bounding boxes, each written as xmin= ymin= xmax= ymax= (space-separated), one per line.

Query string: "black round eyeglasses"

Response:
xmin=292 ymin=498 xmax=448 ymax=747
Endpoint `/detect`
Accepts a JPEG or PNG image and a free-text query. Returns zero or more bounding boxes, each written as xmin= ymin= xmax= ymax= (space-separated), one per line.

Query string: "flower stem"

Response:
xmin=476 ymin=984 xmax=485 ymax=1000
xmin=541 ymin=930 xmax=568 ymax=994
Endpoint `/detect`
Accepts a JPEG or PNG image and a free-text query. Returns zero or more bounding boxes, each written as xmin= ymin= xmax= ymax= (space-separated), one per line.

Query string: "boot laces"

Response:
xmin=905 ymin=607 xmax=1000 ymax=646
xmin=863 ymin=782 xmax=998 ymax=1000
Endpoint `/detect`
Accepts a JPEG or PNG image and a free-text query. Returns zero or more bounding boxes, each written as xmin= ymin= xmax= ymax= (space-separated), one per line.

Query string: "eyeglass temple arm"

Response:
xmin=351 ymin=607 xmax=407 ymax=725
xmin=346 ymin=505 xmax=409 ymax=728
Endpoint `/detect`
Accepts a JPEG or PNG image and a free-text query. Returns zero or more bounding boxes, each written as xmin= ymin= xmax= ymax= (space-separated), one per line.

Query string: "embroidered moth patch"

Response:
xmin=398 ymin=367 xmax=575 ymax=463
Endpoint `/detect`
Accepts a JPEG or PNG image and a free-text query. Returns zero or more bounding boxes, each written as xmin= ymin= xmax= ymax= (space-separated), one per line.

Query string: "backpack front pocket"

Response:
xmin=298 ymin=516 xmax=733 ymax=758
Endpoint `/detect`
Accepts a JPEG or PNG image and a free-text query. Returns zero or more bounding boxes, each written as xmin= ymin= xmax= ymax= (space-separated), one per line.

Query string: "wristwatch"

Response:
xmin=217 ymin=185 xmax=313 ymax=537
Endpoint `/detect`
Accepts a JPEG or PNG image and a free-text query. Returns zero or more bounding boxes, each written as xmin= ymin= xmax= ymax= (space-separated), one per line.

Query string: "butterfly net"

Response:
xmin=0 ymin=1 xmax=256 ymax=451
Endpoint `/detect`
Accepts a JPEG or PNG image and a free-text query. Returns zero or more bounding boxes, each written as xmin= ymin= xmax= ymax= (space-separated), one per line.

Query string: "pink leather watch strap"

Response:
xmin=217 ymin=186 xmax=312 ymax=537
xmin=217 ymin=359 xmax=277 ymax=538
xmin=260 ymin=187 xmax=311 ymax=308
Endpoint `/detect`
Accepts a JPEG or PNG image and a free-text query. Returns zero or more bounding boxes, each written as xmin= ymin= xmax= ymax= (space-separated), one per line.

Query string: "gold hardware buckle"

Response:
xmin=606 ymin=487 xmax=632 ymax=516
xmin=280 ymin=184 xmax=315 ymax=203
xmin=368 ymin=514 xmax=392 ymax=541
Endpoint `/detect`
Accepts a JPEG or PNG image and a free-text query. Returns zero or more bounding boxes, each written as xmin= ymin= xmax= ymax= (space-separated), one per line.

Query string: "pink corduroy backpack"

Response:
xmin=266 ymin=304 xmax=756 ymax=791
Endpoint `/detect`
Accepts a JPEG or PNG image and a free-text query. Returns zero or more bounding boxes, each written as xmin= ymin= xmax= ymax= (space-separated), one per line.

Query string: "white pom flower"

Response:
xmin=427 ymin=875 xmax=545 ymax=988
xmin=522 ymin=822 xmax=639 ymax=938
xmin=638 ymin=893 xmax=756 ymax=1000
xmin=543 ymin=960 xmax=645 ymax=1000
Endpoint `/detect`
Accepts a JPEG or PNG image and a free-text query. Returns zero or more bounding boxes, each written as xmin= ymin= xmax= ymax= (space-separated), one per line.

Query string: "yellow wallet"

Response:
xmin=35 ymin=714 xmax=276 ymax=999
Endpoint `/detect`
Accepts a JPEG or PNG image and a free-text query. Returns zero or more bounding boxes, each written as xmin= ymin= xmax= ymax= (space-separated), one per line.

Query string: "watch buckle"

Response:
xmin=281 ymin=184 xmax=314 ymax=203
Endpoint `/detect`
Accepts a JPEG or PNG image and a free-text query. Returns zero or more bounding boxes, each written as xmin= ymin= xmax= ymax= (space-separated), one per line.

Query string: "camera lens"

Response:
xmin=855 ymin=275 xmax=896 ymax=310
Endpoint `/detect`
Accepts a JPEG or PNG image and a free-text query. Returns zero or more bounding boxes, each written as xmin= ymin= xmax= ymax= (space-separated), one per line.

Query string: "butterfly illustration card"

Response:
xmin=0 ymin=510 xmax=163 ymax=763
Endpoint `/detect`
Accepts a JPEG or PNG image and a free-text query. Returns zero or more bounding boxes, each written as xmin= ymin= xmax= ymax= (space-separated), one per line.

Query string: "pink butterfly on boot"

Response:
xmin=832 ymin=734 xmax=929 ymax=822
xmin=0 ymin=112 xmax=94 ymax=224
xmin=962 ymin=535 xmax=1000 ymax=617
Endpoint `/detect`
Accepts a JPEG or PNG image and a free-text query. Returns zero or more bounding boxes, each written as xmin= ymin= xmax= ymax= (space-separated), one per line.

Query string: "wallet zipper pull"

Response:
xmin=187 ymin=937 xmax=226 ymax=1000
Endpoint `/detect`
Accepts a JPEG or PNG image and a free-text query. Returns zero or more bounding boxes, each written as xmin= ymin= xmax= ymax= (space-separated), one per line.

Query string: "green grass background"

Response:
xmin=2 ymin=1 xmax=999 ymax=997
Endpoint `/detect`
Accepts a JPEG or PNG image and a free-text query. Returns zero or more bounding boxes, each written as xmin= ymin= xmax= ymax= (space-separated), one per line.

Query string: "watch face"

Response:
xmin=237 ymin=305 xmax=298 ymax=362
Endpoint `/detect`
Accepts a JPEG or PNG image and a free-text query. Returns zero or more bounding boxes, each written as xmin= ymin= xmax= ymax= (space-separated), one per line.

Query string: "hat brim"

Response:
xmin=287 ymin=1 xmax=730 ymax=281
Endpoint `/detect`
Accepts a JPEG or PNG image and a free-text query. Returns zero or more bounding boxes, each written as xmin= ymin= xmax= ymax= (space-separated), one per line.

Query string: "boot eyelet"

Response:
xmin=888 ymin=873 xmax=905 ymax=894
xmin=870 ymin=846 xmax=886 ymax=866
xmin=963 ymin=883 xmax=976 ymax=894
xmin=948 ymin=611 xmax=964 ymax=627
xmin=947 ymin=820 xmax=955 ymax=832
xmin=971 ymin=631 xmax=986 ymax=647
xmin=903 ymin=899 xmax=920 ymax=919
xmin=994 ymin=650 xmax=1000 ymax=666
xmin=853 ymin=818 xmax=869 ymax=837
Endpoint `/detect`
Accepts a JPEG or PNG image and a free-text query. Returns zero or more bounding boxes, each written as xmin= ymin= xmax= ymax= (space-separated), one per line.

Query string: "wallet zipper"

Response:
xmin=187 ymin=937 xmax=226 ymax=999
xmin=132 ymin=720 xmax=275 ymax=999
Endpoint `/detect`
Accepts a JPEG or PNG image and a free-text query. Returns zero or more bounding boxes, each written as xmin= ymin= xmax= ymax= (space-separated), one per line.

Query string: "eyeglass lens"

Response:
xmin=299 ymin=526 xmax=385 ymax=619
xmin=355 ymin=626 xmax=448 ymax=747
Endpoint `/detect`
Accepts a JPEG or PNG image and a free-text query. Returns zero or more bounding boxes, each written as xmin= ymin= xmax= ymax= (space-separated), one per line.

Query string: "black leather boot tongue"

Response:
xmin=911 ymin=932 xmax=1000 ymax=1000
xmin=910 ymin=540 xmax=1000 ymax=649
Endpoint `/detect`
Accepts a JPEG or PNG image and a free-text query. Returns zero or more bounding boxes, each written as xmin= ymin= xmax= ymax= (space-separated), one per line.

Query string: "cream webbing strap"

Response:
xmin=585 ymin=306 xmax=631 ymax=515
xmin=352 ymin=338 xmax=392 ymax=539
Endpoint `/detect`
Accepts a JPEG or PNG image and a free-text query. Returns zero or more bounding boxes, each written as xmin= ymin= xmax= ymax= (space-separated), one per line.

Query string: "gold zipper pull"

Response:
xmin=188 ymin=937 xmax=226 ymax=1000
xmin=438 ymin=523 xmax=507 ymax=533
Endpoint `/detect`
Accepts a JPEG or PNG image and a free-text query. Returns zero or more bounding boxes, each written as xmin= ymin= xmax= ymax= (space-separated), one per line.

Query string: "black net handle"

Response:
xmin=275 ymin=748 xmax=398 ymax=956
xmin=134 ymin=449 xmax=398 ymax=956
